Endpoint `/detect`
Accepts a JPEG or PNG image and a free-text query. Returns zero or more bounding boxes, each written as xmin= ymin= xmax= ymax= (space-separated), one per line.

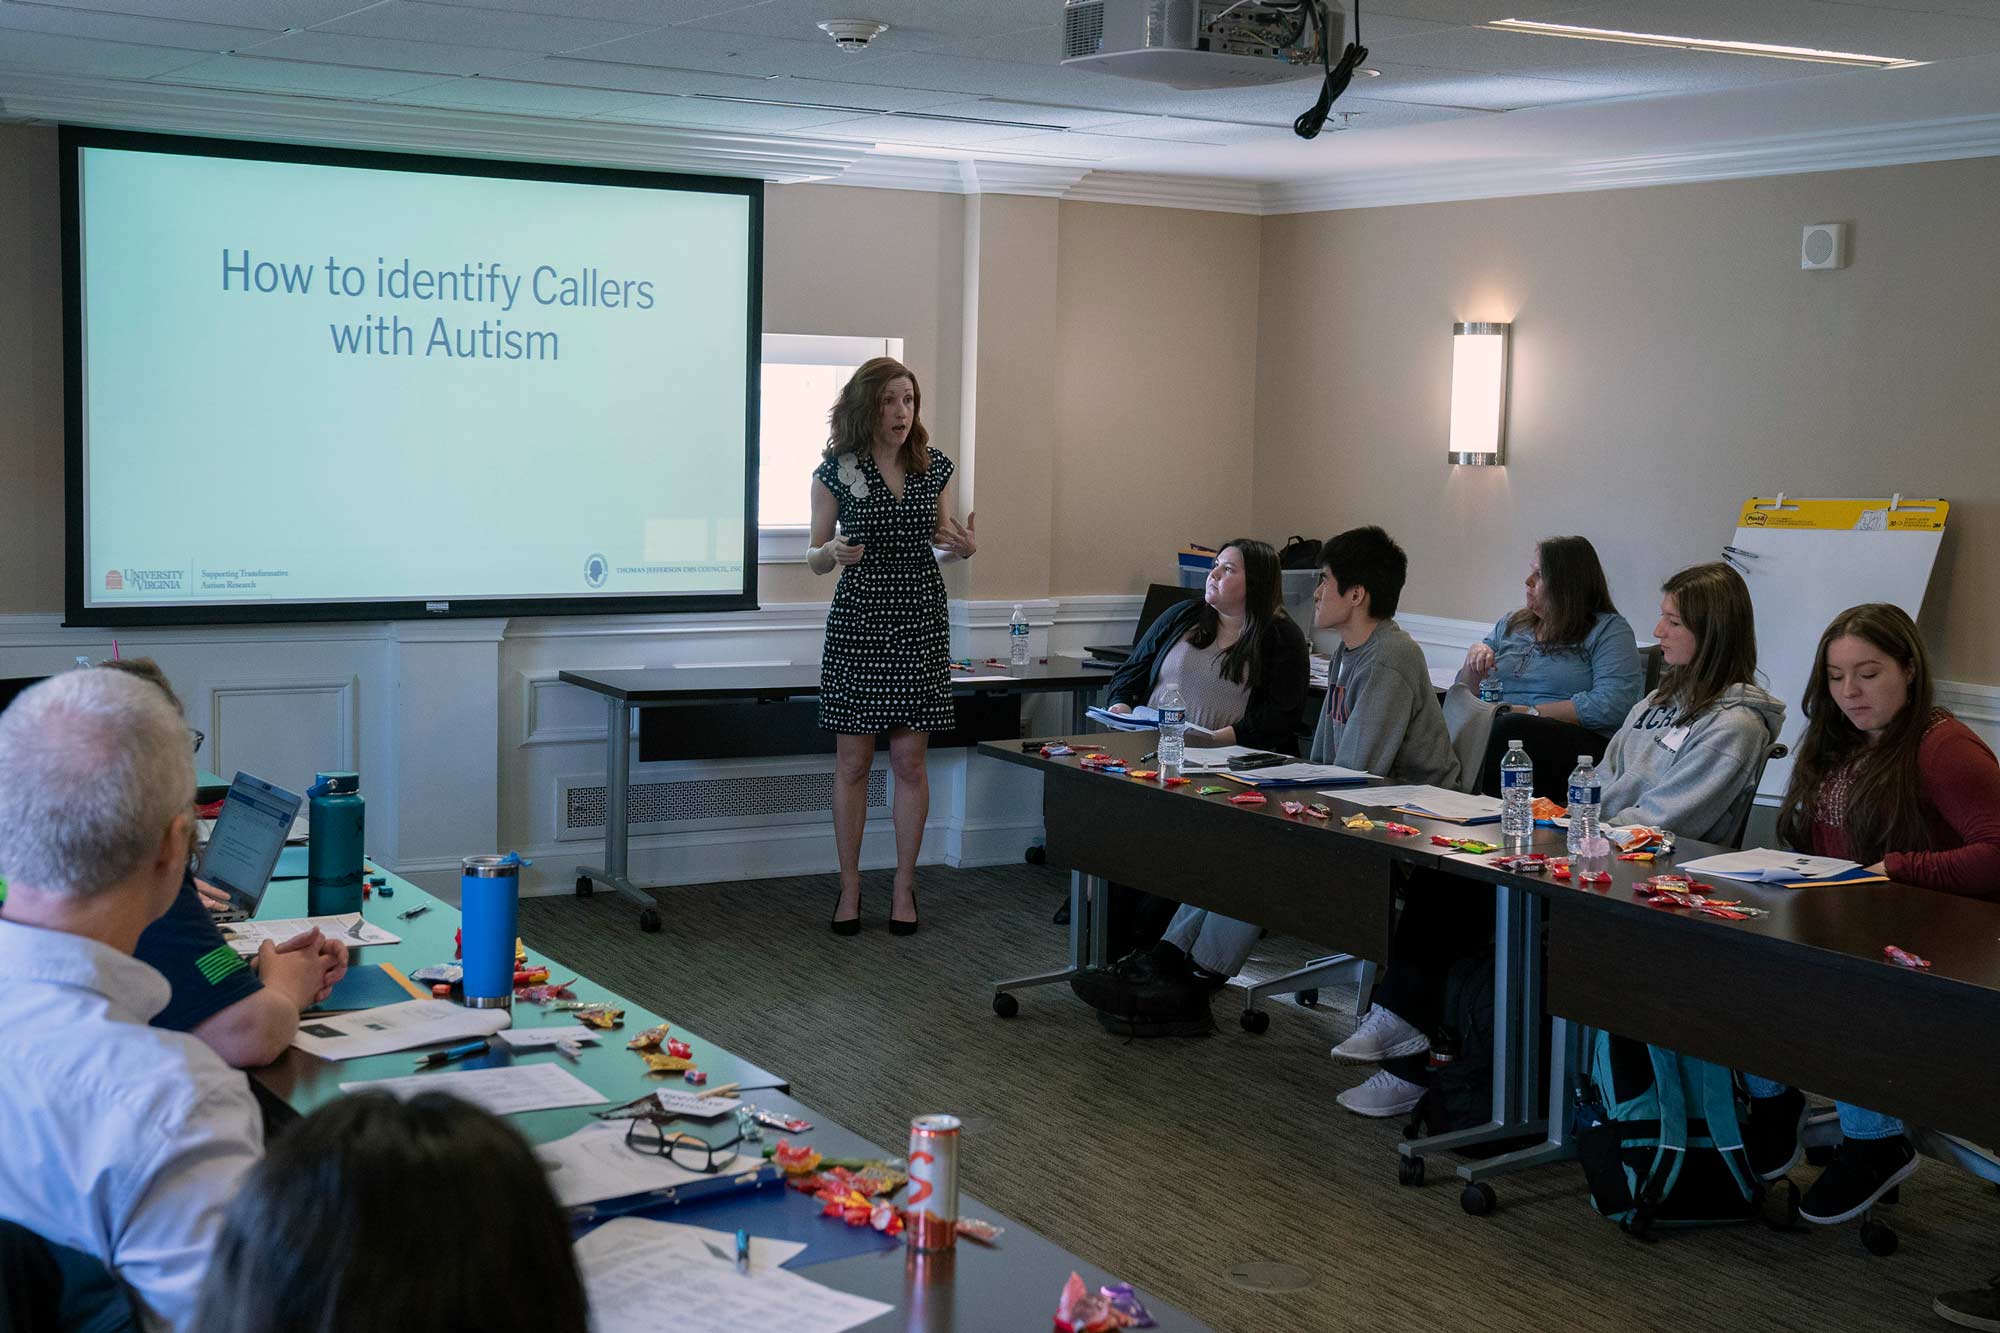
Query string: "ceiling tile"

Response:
xmin=683 ymin=0 xmax=1053 ymax=50
xmin=155 ymin=53 xmax=454 ymax=95
xmin=1358 ymin=0 xmax=1607 ymax=21
xmin=1510 ymin=46 xmax=1839 ymax=92
xmin=1359 ymin=60 xmax=1628 ymax=108
xmin=1369 ymin=24 xmax=1677 ymax=76
xmin=492 ymin=56 xmax=779 ymax=96
xmin=606 ymin=96 xmax=864 ymax=131
xmin=314 ymin=0 xmax=657 ymax=53
xmin=929 ymin=23 xmax=1061 ymax=63
xmin=423 ymin=0 xmax=775 ymax=22
xmin=383 ymin=72 xmax=667 ymax=113
xmin=1079 ymin=115 xmax=1297 ymax=144
xmin=0 ymin=26 xmax=216 ymax=76
xmin=235 ymin=29 xmax=543 ymax=76
xmin=17 ymin=0 xmax=374 ymax=28
xmin=955 ymin=100 xmax=1157 ymax=128
xmin=1550 ymin=0 xmax=2000 ymax=60
xmin=814 ymin=111 xmax=1065 ymax=147
xmin=0 ymin=5 xmax=275 ymax=52
xmin=726 ymin=76 xmax=985 ymax=113
xmin=571 ymin=25 xmax=898 ymax=80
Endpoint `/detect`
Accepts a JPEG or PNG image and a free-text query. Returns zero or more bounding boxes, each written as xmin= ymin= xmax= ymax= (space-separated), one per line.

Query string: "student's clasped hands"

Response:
xmin=256 ymin=929 xmax=350 ymax=1008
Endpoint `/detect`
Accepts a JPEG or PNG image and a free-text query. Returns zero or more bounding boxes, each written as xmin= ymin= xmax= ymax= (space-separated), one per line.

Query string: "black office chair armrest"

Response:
xmin=1474 ymin=709 xmax=1612 ymax=801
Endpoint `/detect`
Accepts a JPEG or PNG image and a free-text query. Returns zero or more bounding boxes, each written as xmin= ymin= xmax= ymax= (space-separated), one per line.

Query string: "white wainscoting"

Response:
xmin=10 ymin=603 xmax=1997 ymax=897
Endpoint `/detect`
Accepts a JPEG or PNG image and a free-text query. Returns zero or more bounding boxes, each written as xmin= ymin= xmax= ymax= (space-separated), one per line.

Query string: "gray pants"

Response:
xmin=1161 ymin=905 xmax=1260 ymax=977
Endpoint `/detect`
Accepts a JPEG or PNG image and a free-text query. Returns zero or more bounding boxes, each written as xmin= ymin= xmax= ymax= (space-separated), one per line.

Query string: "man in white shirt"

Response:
xmin=0 ymin=669 xmax=264 ymax=1332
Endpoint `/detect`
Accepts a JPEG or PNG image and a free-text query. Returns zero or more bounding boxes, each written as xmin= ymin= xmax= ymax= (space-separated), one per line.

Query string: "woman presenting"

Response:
xmin=808 ymin=357 xmax=974 ymax=937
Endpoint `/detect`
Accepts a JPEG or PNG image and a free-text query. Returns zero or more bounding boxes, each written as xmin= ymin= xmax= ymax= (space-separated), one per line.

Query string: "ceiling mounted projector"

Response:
xmin=1061 ymin=0 xmax=1340 ymax=89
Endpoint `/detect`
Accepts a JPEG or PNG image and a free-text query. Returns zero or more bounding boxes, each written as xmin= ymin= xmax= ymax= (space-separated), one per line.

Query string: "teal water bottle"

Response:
xmin=307 ymin=771 xmax=365 ymax=916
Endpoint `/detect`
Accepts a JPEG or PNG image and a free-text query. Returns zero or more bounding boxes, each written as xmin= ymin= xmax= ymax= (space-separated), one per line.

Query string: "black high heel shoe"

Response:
xmin=888 ymin=885 xmax=920 ymax=937
xmin=830 ymin=885 xmax=861 ymax=937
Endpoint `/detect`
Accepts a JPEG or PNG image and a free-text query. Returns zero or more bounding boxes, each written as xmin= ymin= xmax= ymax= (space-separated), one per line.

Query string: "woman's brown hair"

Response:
xmin=1503 ymin=535 xmax=1617 ymax=647
xmin=823 ymin=356 xmax=930 ymax=475
xmin=1775 ymin=603 xmax=1935 ymax=864
xmin=1653 ymin=562 xmax=1759 ymax=722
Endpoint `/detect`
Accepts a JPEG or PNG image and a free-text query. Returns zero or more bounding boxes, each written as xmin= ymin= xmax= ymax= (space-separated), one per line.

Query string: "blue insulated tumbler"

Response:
xmin=305 ymin=772 xmax=365 ymax=916
xmin=460 ymin=853 xmax=526 ymax=1008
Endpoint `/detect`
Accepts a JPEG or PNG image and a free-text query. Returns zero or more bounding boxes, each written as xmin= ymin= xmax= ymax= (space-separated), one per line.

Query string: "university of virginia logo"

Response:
xmin=104 ymin=569 xmax=124 ymax=590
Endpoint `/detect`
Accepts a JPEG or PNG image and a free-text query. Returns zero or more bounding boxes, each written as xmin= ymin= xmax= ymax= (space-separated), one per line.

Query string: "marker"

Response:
xmin=398 ymin=904 xmax=431 ymax=921
xmin=735 ymin=1228 xmax=750 ymax=1274
xmin=413 ymin=1039 xmax=489 ymax=1069
xmin=1138 ymin=750 xmax=1159 ymax=764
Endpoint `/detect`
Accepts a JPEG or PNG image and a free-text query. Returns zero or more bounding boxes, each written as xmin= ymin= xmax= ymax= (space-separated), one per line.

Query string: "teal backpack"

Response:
xmin=1573 ymin=1032 xmax=1765 ymax=1236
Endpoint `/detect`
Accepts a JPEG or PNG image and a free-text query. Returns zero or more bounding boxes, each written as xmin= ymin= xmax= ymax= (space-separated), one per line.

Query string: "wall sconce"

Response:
xmin=1448 ymin=321 xmax=1510 ymax=466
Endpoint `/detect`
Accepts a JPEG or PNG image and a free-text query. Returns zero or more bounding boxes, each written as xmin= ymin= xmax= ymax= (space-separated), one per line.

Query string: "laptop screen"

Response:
xmin=199 ymin=773 xmax=303 ymax=914
xmin=1134 ymin=583 xmax=1199 ymax=643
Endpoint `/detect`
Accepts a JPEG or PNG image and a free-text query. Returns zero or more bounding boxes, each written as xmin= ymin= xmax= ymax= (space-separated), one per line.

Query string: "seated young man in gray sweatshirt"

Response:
xmin=1334 ymin=560 xmax=1784 ymax=1116
xmin=1076 ymin=527 xmax=1458 ymax=1031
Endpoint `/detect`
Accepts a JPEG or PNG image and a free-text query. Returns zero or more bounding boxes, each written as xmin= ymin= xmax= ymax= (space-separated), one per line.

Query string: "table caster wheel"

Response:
xmin=575 ymin=875 xmax=593 ymax=897
xmin=1239 ymin=1009 xmax=1271 ymax=1034
xmin=638 ymin=908 xmax=661 ymax=933
xmin=1461 ymin=1182 xmax=1498 ymax=1217
xmin=1025 ymin=844 xmax=1047 ymax=865
xmin=1398 ymin=1156 xmax=1425 ymax=1187
xmin=1860 ymin=1217 xmax=1898 ymax=1257
xmin=1296 ymin=988 xmax=1320 ymax=1008
xmin=992 ymin=992 xmax=1019 ymax=1018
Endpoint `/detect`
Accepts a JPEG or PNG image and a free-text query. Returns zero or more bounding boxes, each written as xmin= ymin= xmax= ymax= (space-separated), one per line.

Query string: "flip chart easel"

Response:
xmin=1726 ymin=495 xmax=1948 ymax=798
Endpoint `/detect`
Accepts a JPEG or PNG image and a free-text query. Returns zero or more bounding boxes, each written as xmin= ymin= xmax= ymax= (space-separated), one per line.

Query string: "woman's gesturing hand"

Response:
xmin=935 ymin=511 xmax=977 ymax=560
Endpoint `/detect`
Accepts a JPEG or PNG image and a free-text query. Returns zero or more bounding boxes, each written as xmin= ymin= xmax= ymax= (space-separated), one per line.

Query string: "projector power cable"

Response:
xmin=1295 ymin=0 xmax=1368 ymax=140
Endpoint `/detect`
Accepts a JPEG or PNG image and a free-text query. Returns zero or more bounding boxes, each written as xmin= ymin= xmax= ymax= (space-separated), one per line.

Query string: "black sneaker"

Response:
xmin=1068 ymin=966 xmax=1126 ymax=1011
xmin=1799 ymin=1135 xmax=1918 ymax=1225
xmin=1935 ymin=1275 xmax=2000 ymax=1332
xmin=1744 ymin=1088 xmax=1807 ymax=1181
xmin=1109 ymin=941 xmax=1192 ymax=985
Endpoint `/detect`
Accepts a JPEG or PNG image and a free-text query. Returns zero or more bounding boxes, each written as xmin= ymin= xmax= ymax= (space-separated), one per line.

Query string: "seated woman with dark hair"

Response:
xmin=193 ymin=1092 xmax=588 ymax=1333
xmin=1103 ymin=538 xmax=1309 ymax=754
xmin=1455 ymin=534 xmax=1644 ymax=734
xmin=1740 ymin=603 xmax=2000 ymax=1228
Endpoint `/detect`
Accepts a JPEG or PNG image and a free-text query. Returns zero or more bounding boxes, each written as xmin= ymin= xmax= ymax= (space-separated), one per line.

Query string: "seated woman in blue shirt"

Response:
xmin=1454 ymin=535 xmax=1644 ymax=735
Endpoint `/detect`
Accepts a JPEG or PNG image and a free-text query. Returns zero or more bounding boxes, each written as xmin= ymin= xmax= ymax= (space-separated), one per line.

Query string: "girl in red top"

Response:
xmin=1745 ymin=604 xmax=2000 ymax=1228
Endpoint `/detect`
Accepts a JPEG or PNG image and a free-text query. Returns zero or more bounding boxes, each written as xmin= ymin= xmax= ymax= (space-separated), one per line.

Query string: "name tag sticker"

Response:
xmin=1657 ymin=725 xmax=1692 ymax=754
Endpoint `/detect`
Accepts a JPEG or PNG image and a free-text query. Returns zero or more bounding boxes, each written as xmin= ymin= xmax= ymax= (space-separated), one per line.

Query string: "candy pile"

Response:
xmin=1079 ymin=753 xmax=1128 ymax=776
xmin=1343 ymin=814 xmax=1422 ymax=836
xmin=1054 ymin=1273 xmax=1157 ymax=1332
xmin=769 ymin=1143 xmax=1003 ymax=1244
xmin=1431 ymin=835 xmax=1500 ymax=855
xmin=1279 ymin=801 xmax=1334 ymax=819
xmin=1633 ymin=874 xmax=1769 ymax=920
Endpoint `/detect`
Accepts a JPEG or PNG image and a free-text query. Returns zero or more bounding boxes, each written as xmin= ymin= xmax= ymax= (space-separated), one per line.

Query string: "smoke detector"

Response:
xmin=818 ymin=19 xmax=889 ymax=51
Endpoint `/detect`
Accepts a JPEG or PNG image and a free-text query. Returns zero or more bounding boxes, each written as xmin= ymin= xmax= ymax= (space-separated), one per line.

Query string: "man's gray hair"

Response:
xmin=0 ymin=668 xmax=195 ymax=897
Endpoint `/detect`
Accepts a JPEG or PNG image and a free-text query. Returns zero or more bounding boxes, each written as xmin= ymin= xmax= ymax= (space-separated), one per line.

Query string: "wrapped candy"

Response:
xmin=1384 ymin=822 xmax=1422 ymax=836
xmin=1054 ymin=1272 xmax=1157 ymax=1331
xmin=772 ymin=1142 xmax=823 ymax=1175
xmin=665 ymin=1038 xmax=693 ymax=1059
xmin=1126 ymin=770 xmax=1158 ymax=780
xmin=1530 ymin=796 xmax=1567 ymax=821
xmin=1280 ymin=801 xmax=1307 ymax=817
xmin=956 ymin=1217 xmax=1004 ymax=1244
xmin=1884 ymin=945 xmax=1931 ymax=969
xmin=573 ymin=1006 xmax=624 ymax=1030
xmin=1195 ymin=786 xmax=1230 ymax=796
xmin=515 ymin=979 xmax=575 ymax=1004
xmin=641 ymin=1053 xmax=693 ymax=1074
xmin=627 ymin=1024 xmax=671 ymax=1051
xmin=1227 ymin=792 xmax=1267 ymax=806
xmin=1302 ymin=804 xmax=1333 ymax=820
xmin=1343 ymin=813 xmax=1375 ymax=830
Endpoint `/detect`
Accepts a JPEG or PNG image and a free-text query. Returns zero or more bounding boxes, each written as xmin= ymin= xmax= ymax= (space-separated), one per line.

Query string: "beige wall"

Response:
xmin=1253 ymin=157 xmax=2000 ymax=682
xmin=1051 ymin=200 xmax=1261 ymax=594
xmin=0 ymin=126 xmax=62 ymax=613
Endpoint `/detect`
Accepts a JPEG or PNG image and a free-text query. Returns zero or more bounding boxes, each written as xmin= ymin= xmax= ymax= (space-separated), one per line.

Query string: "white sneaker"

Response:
xmin=1329 ymin=1006 xmax=1430 ymax=1064
xmin=1336 ymin=1069 xmax=1427 ymax=1119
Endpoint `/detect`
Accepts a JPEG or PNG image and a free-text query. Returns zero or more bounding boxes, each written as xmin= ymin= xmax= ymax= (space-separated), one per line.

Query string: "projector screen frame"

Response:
xmin=60 ymin=125 xmax=764 ymax=628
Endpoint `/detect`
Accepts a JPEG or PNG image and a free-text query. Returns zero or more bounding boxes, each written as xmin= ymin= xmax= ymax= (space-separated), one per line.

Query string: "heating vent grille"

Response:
xmin=565 ymin=771 xmax=888 ymax=833
xmin=1063 ymin=0 xmax=1106 ymax=57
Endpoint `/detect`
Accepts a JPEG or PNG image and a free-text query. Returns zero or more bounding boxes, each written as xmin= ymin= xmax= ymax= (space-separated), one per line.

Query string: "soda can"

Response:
xmin=906 ymin=1114 xmax=961 ymax=1251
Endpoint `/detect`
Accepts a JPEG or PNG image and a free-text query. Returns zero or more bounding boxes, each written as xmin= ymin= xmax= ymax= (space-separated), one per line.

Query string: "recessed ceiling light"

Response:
xmin=1485 ymin=19 xmax=1924 ymax=69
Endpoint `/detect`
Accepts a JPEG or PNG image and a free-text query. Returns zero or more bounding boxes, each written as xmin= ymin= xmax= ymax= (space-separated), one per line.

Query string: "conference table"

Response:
xmin=978 ymin=729 xmax=2000 ymax=1212
xmin=560 ymin=661 xmax=1112 ymax=932
xmin=249 ymin=849 xmax=1207 ymax=1330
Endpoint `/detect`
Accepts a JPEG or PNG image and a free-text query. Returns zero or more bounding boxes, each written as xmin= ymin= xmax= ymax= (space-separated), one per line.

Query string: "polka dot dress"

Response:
xmin=815 ymin=446 xmax=955 ymax=734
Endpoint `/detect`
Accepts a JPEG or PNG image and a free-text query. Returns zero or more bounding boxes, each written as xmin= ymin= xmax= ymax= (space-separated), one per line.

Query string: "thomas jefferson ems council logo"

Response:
xmin=584 ymin=554 xmax=608 ymax=589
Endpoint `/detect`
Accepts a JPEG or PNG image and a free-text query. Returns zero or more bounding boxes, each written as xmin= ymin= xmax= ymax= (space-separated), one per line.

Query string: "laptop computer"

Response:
xmin=1084 ymin=583 xmax=1200 ymax=664
xmin=199 ymin=772 xmax=304 ymax=923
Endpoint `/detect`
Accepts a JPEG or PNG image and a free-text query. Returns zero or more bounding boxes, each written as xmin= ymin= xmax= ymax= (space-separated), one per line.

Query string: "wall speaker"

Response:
xmin=1801 ymin=222 xmax=1848 ymax=270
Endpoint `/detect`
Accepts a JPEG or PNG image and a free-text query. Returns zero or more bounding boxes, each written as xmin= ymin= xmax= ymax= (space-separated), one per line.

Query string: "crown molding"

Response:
xmin=1263 ymin=111 xmax=2000 ymax=214
xmin=1064 ymin=170 xmax=1266 ymax=214
xmin=0 ymin=71 xmax=866 ymax=182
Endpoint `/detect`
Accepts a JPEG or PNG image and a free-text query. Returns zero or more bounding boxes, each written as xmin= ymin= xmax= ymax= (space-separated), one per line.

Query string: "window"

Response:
xmin=759 ymin=334 xmax=903 ymax=560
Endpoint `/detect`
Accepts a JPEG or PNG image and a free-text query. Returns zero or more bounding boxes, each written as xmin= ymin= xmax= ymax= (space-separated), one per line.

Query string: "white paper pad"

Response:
xmin=1329 ymin=785 xmax=1498 ymax=821
xmin=293 ymin=999 xmax=509 ymax=1060
xmin=578 ymin=1218 xmax=892 ymax=1333
xmin=1085 ymin=705 xmax=1156 ymax=731
xmin=646 ymin=1088 xmax=744 ymax=1119
xmin=1181 ymin=744 xmax=1263 ymax=772
xmin=1679 ymin=848 xmax=1864 ymax=882
xmin=221 ymin=914 xmax=401 ymax=955
xmin=342 ymin=1062 xmax=606 ymax=1117
xmin=537 ymin=1122 xmax=766 ymax=1208
xmin=954 ymin=673 xmax=1015 ymax=683
xmin=495 ymin=1028 xmax=602 ymax=1050
xmin=1226 ymin=762 xmax=1373 ymax=786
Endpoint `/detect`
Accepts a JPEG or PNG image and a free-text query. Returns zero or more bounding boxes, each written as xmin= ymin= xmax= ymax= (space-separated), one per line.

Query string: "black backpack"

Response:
xmin=1277 ymin=535 xmax=1322 ymax=570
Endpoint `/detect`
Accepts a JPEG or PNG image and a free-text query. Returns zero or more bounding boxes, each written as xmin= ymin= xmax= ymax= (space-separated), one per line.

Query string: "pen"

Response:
xmin=735 ymin=1228 xmax=750 ymax=1274
xmin=398 ymin=903 xmax=431 ymax=920
xmin=1138 ymin=750 xmax=1159 ymax=763
xmin=413 ymin=1039 xmax=489 ymax=1069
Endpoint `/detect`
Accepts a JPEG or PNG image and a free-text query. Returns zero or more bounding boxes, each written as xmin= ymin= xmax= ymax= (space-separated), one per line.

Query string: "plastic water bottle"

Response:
xmin=1478 ymin=671 xmax=1502 ymax=704
xmin=1500 ymin=740 xmax=1534 ymax=850
xmin=1566 ymin=755 xmax=1602 ymax=858
xmin=1008 ymin=603 xmax=1030 ymax=667
xmin=1156 ymin=682 xmax=1187 ymax=781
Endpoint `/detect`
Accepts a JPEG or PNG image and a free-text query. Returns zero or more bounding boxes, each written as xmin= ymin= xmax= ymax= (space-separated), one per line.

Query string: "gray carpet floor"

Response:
xmin=520 ymin=864 xmax=1997 ymax=1333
